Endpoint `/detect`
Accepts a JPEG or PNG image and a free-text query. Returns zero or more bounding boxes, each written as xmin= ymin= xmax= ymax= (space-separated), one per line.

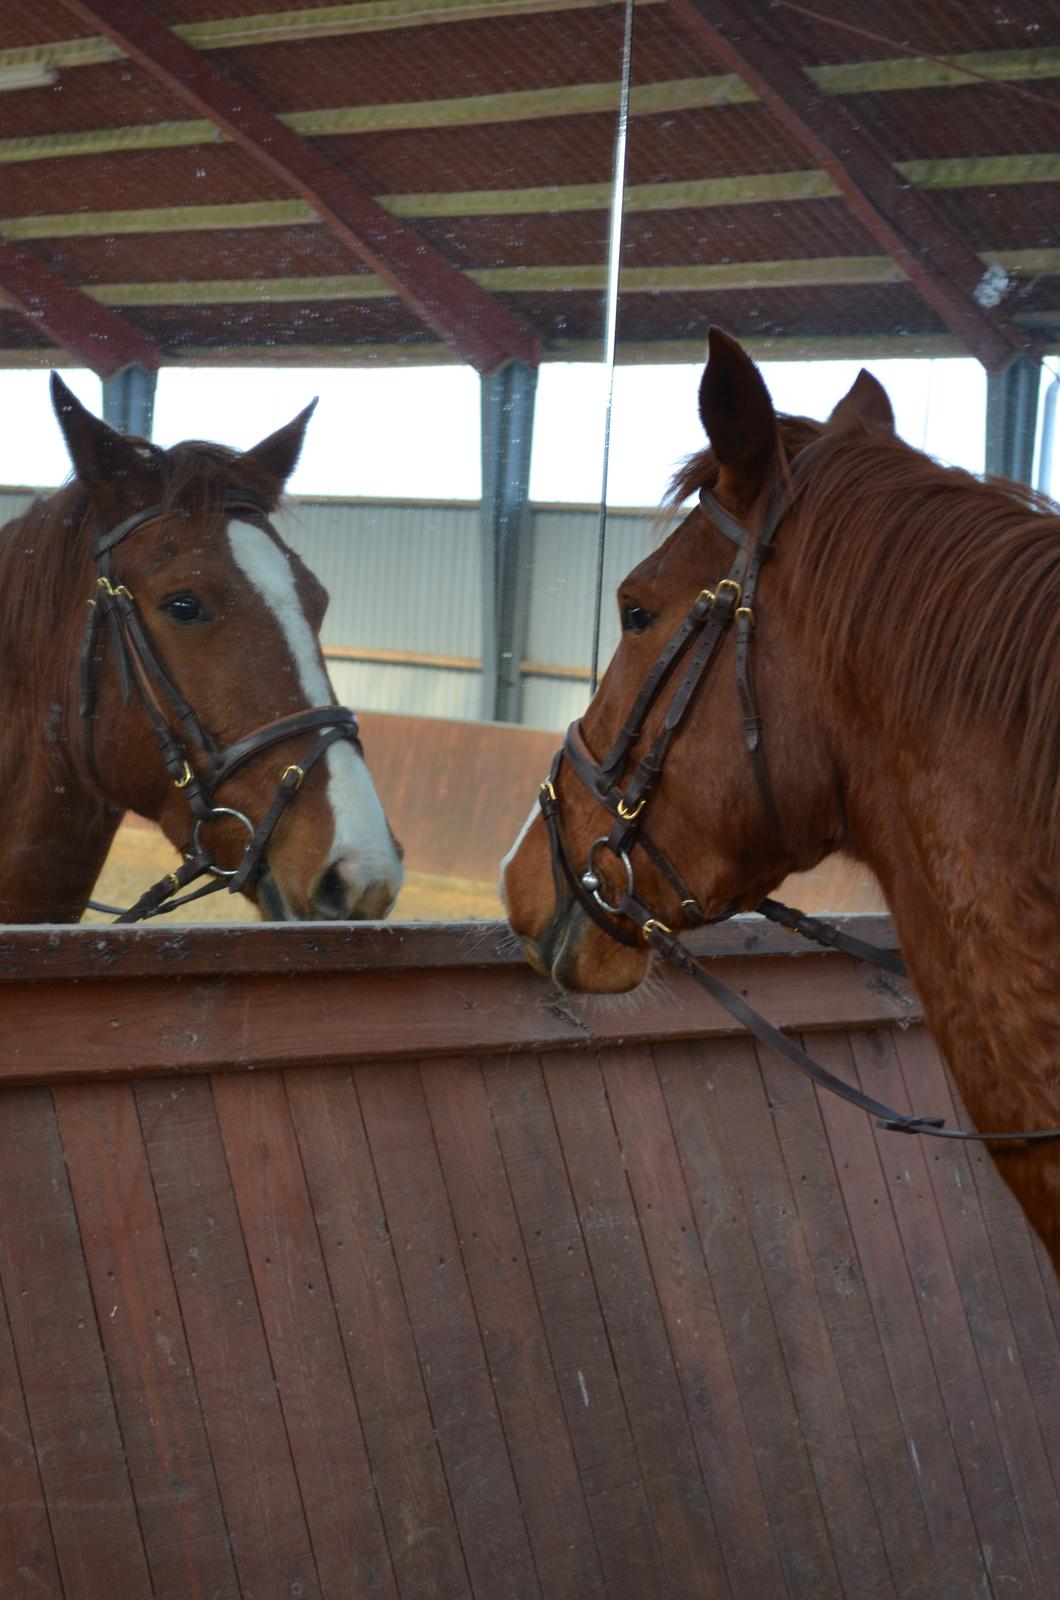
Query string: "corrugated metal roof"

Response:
xmin=0 ymin=0 xmax=1056 ymax=365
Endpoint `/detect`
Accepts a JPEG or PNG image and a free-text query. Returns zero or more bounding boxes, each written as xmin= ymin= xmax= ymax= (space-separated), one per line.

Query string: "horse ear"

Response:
xmin=240 ymin=399 xmax=318 ymax=491
xmin=50 ymin=372 xmax=156 ymax=505
xmin=828 ymin=369 xmax=894 ymax=433
xmin=698 ymin=328 xmax=780 ymax=496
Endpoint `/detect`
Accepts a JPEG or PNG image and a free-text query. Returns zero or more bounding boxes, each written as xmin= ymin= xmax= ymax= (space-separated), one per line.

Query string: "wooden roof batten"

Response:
xmin=56 ymin=0 xmax=542 ymax=377
xmin=671 ymin=0 xmax=1037 ymax=374
xmin=0 ymin=237 xmax=161 ymax=378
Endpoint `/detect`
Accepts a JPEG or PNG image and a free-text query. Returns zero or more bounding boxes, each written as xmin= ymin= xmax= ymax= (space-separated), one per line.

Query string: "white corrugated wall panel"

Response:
xmin=326 ymin=658 xmax=481 ymax=723
xmin=275 ymin=499 xmax=482 ymax=659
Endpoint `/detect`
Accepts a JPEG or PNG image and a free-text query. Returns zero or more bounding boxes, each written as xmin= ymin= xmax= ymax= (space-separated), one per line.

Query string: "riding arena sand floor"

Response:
xmin=84 ymin=817 xmax=501 ymax=925
xmin=84 ymin=815 xmax=884 ymax=926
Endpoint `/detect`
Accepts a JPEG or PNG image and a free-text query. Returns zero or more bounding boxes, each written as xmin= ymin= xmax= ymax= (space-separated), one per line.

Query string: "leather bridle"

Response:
xmin=536 ymin=449 xmax=1060 ymax=1146
xmin=81 ymin=489 xmax=362 ymax=923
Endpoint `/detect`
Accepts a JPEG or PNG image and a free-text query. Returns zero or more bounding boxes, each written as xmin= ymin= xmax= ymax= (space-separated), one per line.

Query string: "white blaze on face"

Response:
xmin=499 ymin=797 xmax=540 ymax=908
xmin=227 ymin=519 xmax=402 ymax=900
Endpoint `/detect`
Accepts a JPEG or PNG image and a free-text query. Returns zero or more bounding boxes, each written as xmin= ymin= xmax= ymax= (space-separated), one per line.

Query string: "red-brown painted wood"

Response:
xmin=485 ymin=1054 xmax=670 ymax=1599
xmin=705 ymin=1035 xmax=895 ymax=1596
xmin=212 ymin=1071 xmax=399 ymax=1599
xmin=0 ymin=925 xmax=1054 ymax=1599
xmin=601 ymin=1044 xmax=789 ymax=1598
xmin=812 ymin=1032 xmax=999 ymax=1595
xmin=657 ymin=1037 xmax=844 ymax=1596
xmin=541 ymin=1049 xmax=730 ymax=1599
xmin=0 ymin=1270 xmax=63 ymax=1598
xmin=355 ymin=1061 xmax=542 ymax=1600
xmin=55 ymin=1082 xmax=240 ymax=1600
xmin=135 ymin=1076 xmax=322 ymax=1598
xmin=890 ymin=1028 xmax=1060 ymax=1580
xmin=0 ymin=949 xmax=917 ymax=1087
xmin=758 ymin=1041 xmax=937 ymax=1599
xmin=283 ymin=1066 xmax=472 ymax=1599
xmin=421 ymin=1057 xmax=608 ymax=1600
xmin=0 ymin=1089 xmax=152 ymax=1599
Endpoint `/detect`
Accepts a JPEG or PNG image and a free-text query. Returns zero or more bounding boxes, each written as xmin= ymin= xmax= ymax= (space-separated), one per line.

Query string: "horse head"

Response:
xmin=502 ymin=328 xmax=895 ymax=991
xmin=49 ymin=376 xmax=404 ymax=922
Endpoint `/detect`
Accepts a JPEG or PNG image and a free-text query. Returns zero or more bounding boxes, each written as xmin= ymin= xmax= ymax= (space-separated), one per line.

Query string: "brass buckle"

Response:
xmin=642 ymin=918 xmax=672 ymax=937
xmin=539 ymin=779 xmax=557 ymax=802
xmin=281 ymin=763 xmax=305 ymax=790
xmin=735 ymin=605 xmax=755 ymax=628
xmin=96 ymin=576 xmax=133 ymax=601
xmin=173 ymin=760 xmax=193 ymax=789
xmin=716 ymin=578 xmax=743 ymax=604
xmin=616 ymin=796 xmax=645 ymax=821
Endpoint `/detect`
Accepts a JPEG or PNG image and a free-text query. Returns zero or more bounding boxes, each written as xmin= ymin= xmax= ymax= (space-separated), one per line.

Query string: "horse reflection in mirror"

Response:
xmin=503 ymin=328 xmax=1059 ymax=1273
xmin=0 ymin=377 xmax=403 ymax=924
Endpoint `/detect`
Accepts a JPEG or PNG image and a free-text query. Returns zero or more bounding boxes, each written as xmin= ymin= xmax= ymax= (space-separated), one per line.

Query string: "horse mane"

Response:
xmin=0 ymin=439 xmax=283 ymax=686
xmin=669 ymin=418 xmax=1060 ymax=846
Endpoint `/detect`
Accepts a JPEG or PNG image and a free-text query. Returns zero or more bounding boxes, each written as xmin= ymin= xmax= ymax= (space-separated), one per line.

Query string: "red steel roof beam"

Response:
xmin=59 ymin=0 xmax=541 ymax=375
xmin=671 ymin=0 xmax=1034 ymax=372
xmin=0 ymin=238 xmax=162 ymax=377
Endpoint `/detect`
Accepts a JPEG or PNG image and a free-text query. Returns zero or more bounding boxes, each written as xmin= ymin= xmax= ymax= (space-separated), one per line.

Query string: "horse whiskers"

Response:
xmin=579 ymin=968 xmax=671 ymax=1016
xmin=458 ymin=921 xmax=522 ymax=959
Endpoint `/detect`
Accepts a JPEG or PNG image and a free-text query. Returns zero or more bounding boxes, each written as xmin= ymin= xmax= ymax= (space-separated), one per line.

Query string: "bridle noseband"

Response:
xmin=536 ymin=448 xmax=1060 ymax=1147
xmin=81 ymin=489 xmax=362 ymax=922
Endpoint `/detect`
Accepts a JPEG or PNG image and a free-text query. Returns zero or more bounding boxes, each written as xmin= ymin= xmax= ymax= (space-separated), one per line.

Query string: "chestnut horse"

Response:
xmin=0 ymin=377 xmax=403 ymax=923
xmin=503 ymin=328 xmax=1059 ymax=1274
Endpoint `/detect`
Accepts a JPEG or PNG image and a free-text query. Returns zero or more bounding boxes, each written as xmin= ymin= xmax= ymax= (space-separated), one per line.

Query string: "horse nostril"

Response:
xmin=309 ymin=856 xmax=398 ymax=921
xmin=311 ymin=864 xmax=351 ymax=920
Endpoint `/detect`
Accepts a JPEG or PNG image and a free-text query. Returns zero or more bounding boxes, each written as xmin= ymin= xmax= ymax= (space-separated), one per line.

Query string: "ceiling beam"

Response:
xmin=4 ymin=246 xmax=1050 ymax=307
xmin=670 ymin=0 xmax=1035 ymax=372
xmin=58 ymin=0 xmax=541 ymax=374
xmin=0 ymin=237 xmax=161 ymax=376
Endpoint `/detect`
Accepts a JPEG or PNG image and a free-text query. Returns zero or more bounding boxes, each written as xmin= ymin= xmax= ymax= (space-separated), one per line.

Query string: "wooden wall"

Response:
xmin=0 ymin=919 xmax=1055 ymax=1599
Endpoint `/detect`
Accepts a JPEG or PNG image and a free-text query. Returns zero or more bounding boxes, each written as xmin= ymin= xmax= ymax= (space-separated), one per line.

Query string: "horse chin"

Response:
xmin=255 ymin=866 xmax=294 ymax=923
xmin=537 ymin=904 xmax=652 ymax=995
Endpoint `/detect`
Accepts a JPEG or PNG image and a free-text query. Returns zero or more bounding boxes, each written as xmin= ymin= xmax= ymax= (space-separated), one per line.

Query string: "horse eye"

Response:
xmin=160 ymin=593 xmax=211 ymax=625
xmin=622 ymin=604 xmax=656 ymax=635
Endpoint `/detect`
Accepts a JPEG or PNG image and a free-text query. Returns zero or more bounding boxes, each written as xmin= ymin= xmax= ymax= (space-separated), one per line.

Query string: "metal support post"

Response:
xmin=102 ymin=363 xmax=157 ymax=437
xmin=985 ymin=357 xmax=1039 ymax=484
xmin=480 ymin=361 xmax=538 ymax=724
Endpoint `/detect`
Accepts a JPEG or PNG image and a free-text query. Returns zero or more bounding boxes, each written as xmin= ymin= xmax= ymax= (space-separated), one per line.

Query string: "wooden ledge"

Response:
xmin=0 ymin=913 xmax=900 ymax=983
xmin=0 ymin=915 xmax=918 ymax=1087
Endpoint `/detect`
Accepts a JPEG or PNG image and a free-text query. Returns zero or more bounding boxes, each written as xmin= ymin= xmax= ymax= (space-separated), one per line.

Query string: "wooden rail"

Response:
xmin=0 ymin=917 xmax=1056 ymax=1599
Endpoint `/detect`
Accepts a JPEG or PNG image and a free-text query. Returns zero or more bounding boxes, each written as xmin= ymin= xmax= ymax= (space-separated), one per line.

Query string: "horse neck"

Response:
xmin=0 ymin=497 xmax=121 ymax=921
xmin=835 ymin=713 xmax=1060 ymax=1267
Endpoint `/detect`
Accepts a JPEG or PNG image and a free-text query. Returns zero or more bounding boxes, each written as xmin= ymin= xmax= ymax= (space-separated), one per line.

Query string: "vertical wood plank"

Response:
xmin=602 ymin=1045 xmax=790 ymax=1600
xmin=850 ymin=1029 xmax=1037 ymax=1592
xmin=420 ymin=1056 xmax=607 ymax=1600
xmin=211 ymin=1071 xmax=400 ymax=1599
xmin=703 ymin=1036 xmax=896 ymax=1597
xmin=541 ymin=1049 xmax=730 ymax=1600
xmin=0 ymin=1087 xmax=152 ymax=1600
xmin=894 ymin=1028 xmax=1060 ymax=1479
xmin=355 ymin=1061 xmax=542 ymax=1600
xmin=656 ymin=1037 xmax=844 ymax=1598
xmin=55 ymin=1082 xmax=240 ymax=1600
xmin=484 ymin=1053 xmax=670 ymax=1600
xmin=283 ymin=1066 xmax=472 ymax=1600
xmin=890 ymin=1029 xmax=1060 ymax=1574
xmin=0 ymin=1272 xmax=63 ymax=1599
xmin=758 ymin=1044 xmax=938 ymax=1600
xmin=810 ymin=1032 xmax=1004 ymax=1598
xmin=136 ymin=1075 xmax=321 ymax=1600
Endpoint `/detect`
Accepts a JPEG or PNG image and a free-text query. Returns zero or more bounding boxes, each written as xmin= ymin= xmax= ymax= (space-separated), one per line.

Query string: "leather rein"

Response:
xmin=81 ymin=489 xmax=361 ymax=923
xmin=538 ymin=446 xmax=1060 ymax=1147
